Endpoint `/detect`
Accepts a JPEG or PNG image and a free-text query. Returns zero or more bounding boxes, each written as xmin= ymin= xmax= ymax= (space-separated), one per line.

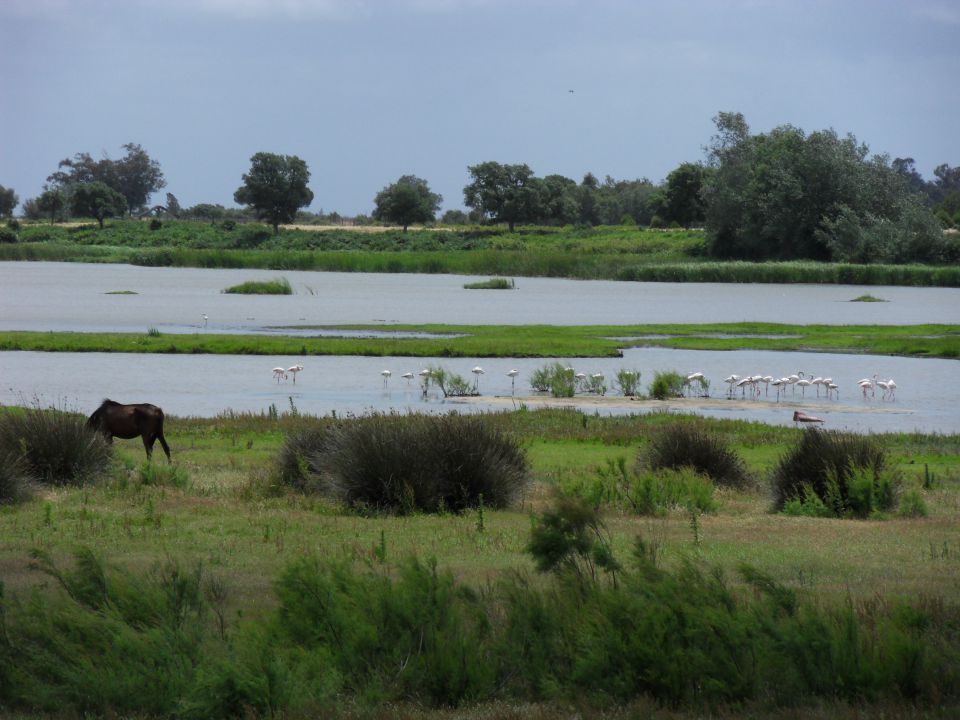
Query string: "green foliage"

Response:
xmin=425 ymin=365 xmax=474 ymax=397
xmin=233 ymin=152 xmax=314 ymax=234
xmin=648 ymin=369 xmax=686 ymax=399
xmin=614 ymin=368 xmax=641 ymax=396
xmin=897 ymin=489 xmax=928 ymax=518
xmin=70 ymin=182 xmax=127 ymax=228
xmin=0 ymin=447 xmax=34 ymax=503
xmin=463 ymin=277 xmax=514 ymax=289
xmin=276 ymin=413 xmax=529 ymax=514
xmin=772 ymin=429 xmax=901 ymax=517
xmin=527 ymin=496 xmax=622 ymax=584
xmin=222 ymin=277 xmax=292 ymax=294
xmin=644 ymin=421 xmax=750 ymax=489
xmin=0 ymin=227 xmax=17 ymax=244
xmin=0 ymin=406 xmax=111 ymax=486
xmin=372 ymin=174 xmax=442 ymax=231
xmin=463 ymin=161 xmax=541 ymax=231
xmin=704 ymin=112 xmax=948 ymax=264
xmin=0 ymin=185 xmax=18 ymax=217
xmin=137 ymin=461 xmax=190 ymax=489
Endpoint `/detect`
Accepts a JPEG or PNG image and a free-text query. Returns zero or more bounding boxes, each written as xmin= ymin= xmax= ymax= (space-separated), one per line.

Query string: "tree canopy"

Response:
xmin=702 ymin=112 xmax=948 ymax=263
xmin=372 ymin=175 xmax=442 ymax=232
xmin=234 ymin=153 xmax=314 ymax=234
xmin=0 ymin=185 xmax=18 ymax=218
xmin=463 ymin=162 xmax=541 ymax=232
xmin=47 ymin=143 xmax=165 ymax=215
xmin=70 ymin=182 xmax=127 ymax=228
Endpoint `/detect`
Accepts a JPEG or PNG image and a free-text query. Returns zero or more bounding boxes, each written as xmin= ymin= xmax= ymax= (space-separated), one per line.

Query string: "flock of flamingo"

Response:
xmin=703 ymin=370 xmax=896 ymax=402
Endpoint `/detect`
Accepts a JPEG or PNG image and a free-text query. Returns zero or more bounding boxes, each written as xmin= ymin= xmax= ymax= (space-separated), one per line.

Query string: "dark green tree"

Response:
xmin=576 ymin=172 xmax=600 ymax=225
xmin=463 ymin=161 xmax=540 ymax=231
xmin=165 ymin=193 xmax=181 ymax=217
xmin=0 ymin=185 xmax=17 ymax=218
xmin=653 ymin=163 xmax=710 ymax=227
xmin=70 ymin=182 xmax=127 ymax=228
xmin=47 ymin=143 xmax=165 ymax=215
xmin=537 ymin=174 xmax=579 ymax=225
xmin=372 ymin=175 xmax=442 ymax=232
xmin=234 ymin=153 xmax=314 ymax=234
xmin=37 ymin=188 xmax=67 ymax=224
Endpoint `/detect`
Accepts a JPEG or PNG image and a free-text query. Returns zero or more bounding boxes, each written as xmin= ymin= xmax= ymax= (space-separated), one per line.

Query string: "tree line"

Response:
xmin=1 ymin=112 xmax=958 ymax=261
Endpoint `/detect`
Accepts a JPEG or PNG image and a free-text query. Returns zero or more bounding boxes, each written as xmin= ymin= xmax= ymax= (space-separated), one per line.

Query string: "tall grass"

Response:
xmin=644 ymin=421 xmax=750 ymax=489
xmin=222 ymin=277 xmax=292 ymax=294
xmin=648 ymin=370 xmax=686 ymax=399
xmin=0 ymin=405 xmax=111 ymax=486
xmin=277 ymin=413 xmax=529 ymax=513
xmin=772 ymin=429 xmax=901 ymax=517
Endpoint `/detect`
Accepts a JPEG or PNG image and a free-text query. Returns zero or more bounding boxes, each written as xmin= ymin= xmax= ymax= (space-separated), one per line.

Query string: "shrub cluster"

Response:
xmin=647 ymin=370 xmax=686 ymax=399
xmin=277 ymin=413 xmax=529 ymax=514
xmin=772 ymin=429 xmax=900 ymax=517
xmin=2 ymin=534 xmax=956 ymax=716
xmin=0 ymin=406 xmax=111 ymax=487
xmin=644 ymin=421 xmax=750 ymax=489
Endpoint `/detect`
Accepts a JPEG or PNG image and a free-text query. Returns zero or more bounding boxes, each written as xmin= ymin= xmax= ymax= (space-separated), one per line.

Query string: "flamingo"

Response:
xmin=770 ymin=377 xmax=785 ymax=402
xmin=471 ymin=366 xmax=485 ymax=391
xmin=202 ymin=313 xmax=209 ymax=328
xmin=401 ymin=372 xmax=414 ymax=386
xmin=795 ymin=377 xmax=812 ymax=397
xmin=885 ymin=378 xmax=896 ymax=401
xmin=287 ymin=364 xmax=303 ymax=384
xmin=811 ymin=376 xmax=823 ymax=397
xmin=685 ymin=371 xmax=705 ymax=397
xmin=723 ymin=375 xmax=740 ymax=398
xmin=272 ymin=367 xmax=287 ymax=383
xmin=381 ymin=369 xmax=392 ymax=388
xmin=827 ymin=382 xmax=839 ymax=400
xmin=507 ymin=369 xmax=519 ymax=394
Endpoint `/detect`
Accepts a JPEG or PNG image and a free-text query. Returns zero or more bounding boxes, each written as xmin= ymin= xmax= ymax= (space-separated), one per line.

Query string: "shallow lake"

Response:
xmin=1 ymin=262 xmax=956 ymax=433
xmin=1 ymin=347 xmax=955 ymax=434
xmin=2 ymin=261 xmax=959 ymax=331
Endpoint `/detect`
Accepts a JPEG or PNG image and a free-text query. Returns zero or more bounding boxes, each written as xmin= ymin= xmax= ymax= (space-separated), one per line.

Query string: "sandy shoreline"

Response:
xmin=453 ymin=394 xmax=913 ymax=416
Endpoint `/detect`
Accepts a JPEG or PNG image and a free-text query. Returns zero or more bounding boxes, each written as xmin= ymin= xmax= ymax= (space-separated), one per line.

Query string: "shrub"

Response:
xmin=0 ymin=406 xmax=111 ymax=486
xmin=222 ymin=277 xmax=292 ymax=295
xmin=529 ymin=362 xmax=576 ymax=397
xmin=0 ymin=227 xmax=18 ymax=243
xmin=771 ymin=429 xmax=900 ymax=517
xmin=648 ymin=370 xmax=686 ymax=399
xmin=614 ymin=368 xmax=642 ymax=396
xmin=0 ymin=448 xmax=34 ymax=503
xmin=897 ymin=489 xmax=928 ymax=518
xmin=278 ymin=413 xmax=528 ymax=514
xmin=644 ymin=421 xmax=750 ymax=489
xmin=426 ymin=366 xmax=474 ymax=397
xmin=276 ymin=420 xmax=329 ymax=491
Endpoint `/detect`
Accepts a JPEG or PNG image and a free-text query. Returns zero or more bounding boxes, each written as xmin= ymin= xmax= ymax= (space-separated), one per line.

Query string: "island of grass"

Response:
xmin=222 ymin=277 xmax=292 ymax=294
xmin=463 ymin=278 xmax=515 ymax=289
xmin=851 ymin=293 xmax=887 ymax=302
xmin=104 ymin=290 xmax=138 ymax=295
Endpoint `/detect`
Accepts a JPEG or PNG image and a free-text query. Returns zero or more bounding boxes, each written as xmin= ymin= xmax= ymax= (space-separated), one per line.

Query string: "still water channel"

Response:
xmin=0 ymin=262 xmax=957 ymax=433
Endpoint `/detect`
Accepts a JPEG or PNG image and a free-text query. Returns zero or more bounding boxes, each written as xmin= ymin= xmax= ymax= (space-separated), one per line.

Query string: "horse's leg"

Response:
xmin=157 ymin=430 xmax=172 ymax=463
xmin=142 ymin=434 xmax=154 ymax=460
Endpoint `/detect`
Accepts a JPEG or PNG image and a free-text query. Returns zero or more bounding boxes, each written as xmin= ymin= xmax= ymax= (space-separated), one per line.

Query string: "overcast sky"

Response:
xmin=2 ymin=0 xmax=958 ymax=216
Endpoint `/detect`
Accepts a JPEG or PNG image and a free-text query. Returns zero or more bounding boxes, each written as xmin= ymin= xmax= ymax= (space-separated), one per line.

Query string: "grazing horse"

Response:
xmin=87 ymin=399 xmax=171 ymax=461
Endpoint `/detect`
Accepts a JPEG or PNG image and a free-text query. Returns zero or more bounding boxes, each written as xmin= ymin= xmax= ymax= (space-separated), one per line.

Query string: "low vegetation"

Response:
xmin=647 ymin=370 xmax=687 ymax=399
xmin=463 ymin=277 xmax=514 ymax=289
xmin=222 ymin=276 xmax=292 ymax=294
xmin=643 ymin=421 xmax=750 ymax=489
xmin=0 ymin=405 xmax=958 ymax=717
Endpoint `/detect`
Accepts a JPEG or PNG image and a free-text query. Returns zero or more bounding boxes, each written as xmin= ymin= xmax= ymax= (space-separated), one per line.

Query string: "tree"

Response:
xmin=70 ymin=182 xmax=127 ymax=228
xmin=463 ymin=161 xmax=540 ymax=232
xmin=47 ymin=143 xmax=165 ymax=215
xmin=441 ymin=209 xmax=469 ymax=225
xmin=165 ymin=193 xmax=181 ymax=218
xmin=701 ymin=112 xmax=946 ymax=263
xmin=37 ymin=188 xmax=67 ymax=224
xmin=653 ymin=163 xmax=710 ymax=227
xmin=537 ymin=174 xmax=578 ymax=225
xmin=0 ymin=185 xmax=17 ymax=218
xmin=372 ymin=175 xmax=442 ymax=232
xmin=234 ymin=152 xmax=314 ymax=234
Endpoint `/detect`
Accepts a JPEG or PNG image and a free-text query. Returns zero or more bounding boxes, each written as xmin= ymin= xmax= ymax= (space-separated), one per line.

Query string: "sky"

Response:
xmin=2 ymin=0 xmax=959 ymax=216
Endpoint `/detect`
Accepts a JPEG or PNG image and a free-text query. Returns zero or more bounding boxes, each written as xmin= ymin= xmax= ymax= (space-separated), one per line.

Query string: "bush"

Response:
xmin=222 ymin=277 xmax=292 ymax=294
xmin=0 ymin=448 xmax=34 ymax=503
xmin=0 ymin=227 xmax=18 ymax=243
xmin=644 ymin=421 xmax=750 ymax=489
xmin=276 ymin=420 xmax=329 ymax=491
xmin=0 ymin=406 xmax=111 ymax=486
xmin=529 ymin=362 xmax=576 ymax=398
xmin=771 ymin=429 xmax=900 ymax=517
xmin=614 ymin=368 xmax=641 ymax=396
xmin=278 ymin=413 xmax=528 ymax=514
xmin=648 ymin=370 xmax=686 ymax=399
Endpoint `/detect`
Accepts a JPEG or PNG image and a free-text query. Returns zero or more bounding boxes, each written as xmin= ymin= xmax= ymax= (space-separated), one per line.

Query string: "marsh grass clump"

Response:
xmin=772 ymin=429 xmax=900 ymax=518
xmin=222 ymin=277 xmax=292 ymax=295
xmin=426 ymin=365 xmax=475 ymax=397
xmin=463 ymin=277 xmax=514 ymax=289
xmin=644 ymin=421 xmax=750 ymax=489
xmin=279 ymin=413 xmax=528 ymax=514
xmin=648 ymin=370 xmax=686 ymax=399
xmin=276 ymin=419 xmax=330 ymax=491
xmin=614 ymin=368 xmax=642 ymax=396
xmin=0 ymin=406 xmax=111 ymax=486
xmin=0 ymin=448 xmax=34 ymax=503
xmin=851 ymin=293 xmax=886 ymax=302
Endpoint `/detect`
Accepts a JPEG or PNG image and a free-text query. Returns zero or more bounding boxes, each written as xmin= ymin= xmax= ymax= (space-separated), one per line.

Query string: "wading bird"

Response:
xmin=472 ymin=366 xmax=485 ymax=391
xmin=401 ymin=372 xmax=414 ymax=386
xmin=287 ymin=364 xmax=303 ymax=384
xmin=272 ymin=367 xmax=287 ymax=383
xmin=507 ymin=369 xmax=519 ymax=394
xmin=381 ymin=369 xmax=391 ymax=388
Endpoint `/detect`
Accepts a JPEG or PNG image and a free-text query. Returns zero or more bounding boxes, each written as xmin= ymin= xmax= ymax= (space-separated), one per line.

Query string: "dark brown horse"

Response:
xmin=87 ymin=399 xmax=171 ymax=461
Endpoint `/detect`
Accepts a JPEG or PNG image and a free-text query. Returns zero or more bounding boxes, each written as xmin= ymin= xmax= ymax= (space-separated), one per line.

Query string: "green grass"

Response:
xmin=0 ymin=321 xmax=957 ymax=359
xmin=222 ymin=277 xmax=292 ymax=294
xmin=463 ymin=278 xmax=515 ymax=289
xmin=5 ymin=219 xmax=959 ymax=286
xmin=0 ymin=406 xmax=958 ymax=715
xmin=851 ymin=293 xmax=887 ymax=302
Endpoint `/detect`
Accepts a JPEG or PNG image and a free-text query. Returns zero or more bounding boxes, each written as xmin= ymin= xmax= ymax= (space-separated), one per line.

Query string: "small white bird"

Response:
xmin=381 ymin=369 xmax=392 ymax=387
xmin=272 ymin=367 xmax=286 ymax=383
xmin=507 ymin=369 xmax=520 ymax=394
xmin=287 ymin=364 xmax=303 ymax=383
xmin=401 ymin=372 xmax=414 ymax=386
xmin=471 ymin=366 xmax=485 ymax=391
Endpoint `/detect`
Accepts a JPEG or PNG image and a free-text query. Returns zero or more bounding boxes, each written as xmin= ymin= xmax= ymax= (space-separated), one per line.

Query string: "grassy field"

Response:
xmin=4 ymin=220 xmax=959 ymax=286
xmin=0 ymin=322 xmax=957 ymax=359
xmin=2 ymin=407 xmax=959 ymax=716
